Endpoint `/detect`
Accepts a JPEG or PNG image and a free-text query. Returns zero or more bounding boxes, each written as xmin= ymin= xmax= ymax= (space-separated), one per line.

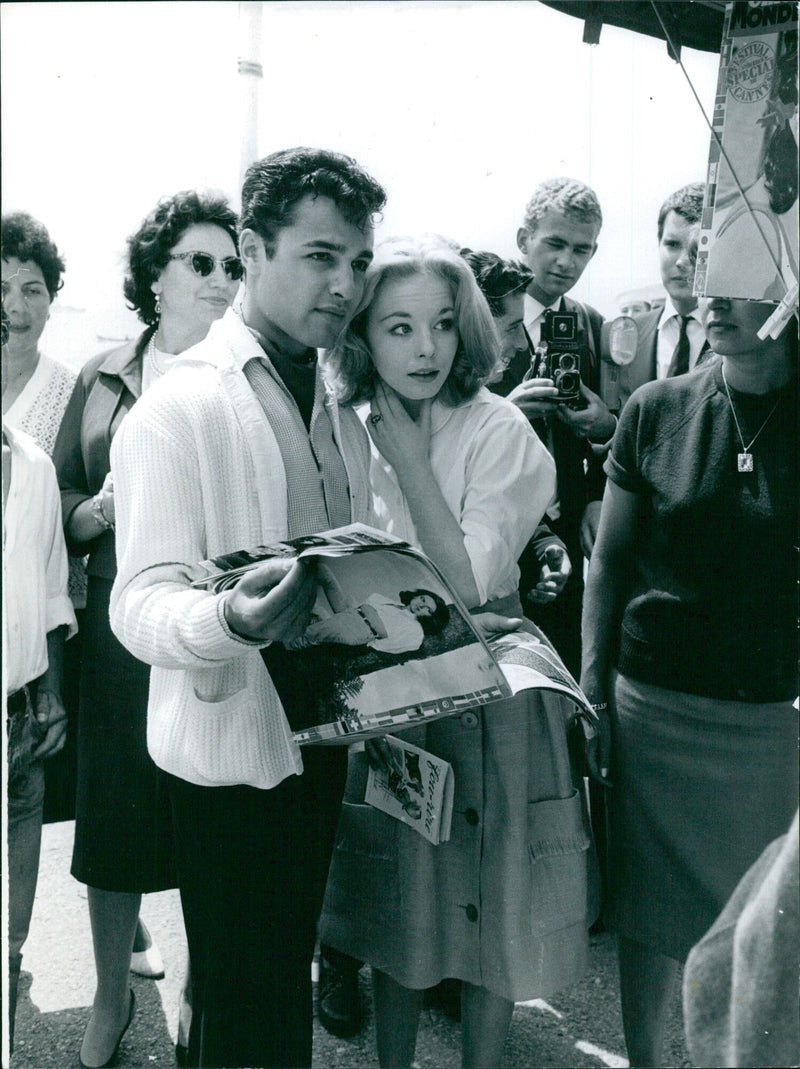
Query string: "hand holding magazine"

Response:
xmin=365 ymin=736 xmax=454 ymax=845
xmin=190 ymin=523 xmax=596 ymax=746
xmin=191 ymin=524 xmax=511 ymax=744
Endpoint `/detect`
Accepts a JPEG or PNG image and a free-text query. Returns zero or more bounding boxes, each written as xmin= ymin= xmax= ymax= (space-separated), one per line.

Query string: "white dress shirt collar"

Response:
xmin=657 ymin=295 xmax=703 ymax=332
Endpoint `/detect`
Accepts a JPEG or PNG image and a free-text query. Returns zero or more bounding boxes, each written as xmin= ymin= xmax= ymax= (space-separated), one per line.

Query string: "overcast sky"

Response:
xmin=1 ymin=1 xmax=720 ymax=365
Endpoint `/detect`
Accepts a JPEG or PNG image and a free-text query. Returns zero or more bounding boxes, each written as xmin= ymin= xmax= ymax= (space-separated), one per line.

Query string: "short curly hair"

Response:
xmin=323 ymin=236 xmax=499 ymax=408
xmin=1 ymin=212 xmax=65 ymax=300
xmin=240 ymin=147 xmax=386 ymax=254
xmin=521 ymin=177 xmax=603 ymax=234
xmin=123 ymin=190 xmax=239 ymax=325
xmin=460 ymin=250 xmax=532 ymax=318
xmin=656 ymin=182 xmax=705 ymax=240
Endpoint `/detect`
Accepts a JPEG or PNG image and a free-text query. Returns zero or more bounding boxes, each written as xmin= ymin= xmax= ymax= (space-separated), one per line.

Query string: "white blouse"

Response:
xmin=3 ymin=353 xmax=76 ymax=456
xmin=361 ymin=388 xmax=556 ymax=606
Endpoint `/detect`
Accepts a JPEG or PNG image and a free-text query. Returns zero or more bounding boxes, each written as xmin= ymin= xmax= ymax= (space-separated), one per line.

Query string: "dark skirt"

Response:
xmin=607 ymin=670 xmax=798 ymax=961
xmin=71 ymin=576 xmax=176 ymax=892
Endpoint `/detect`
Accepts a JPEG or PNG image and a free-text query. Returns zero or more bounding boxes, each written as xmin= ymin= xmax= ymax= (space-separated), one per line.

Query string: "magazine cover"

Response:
xmin=365 ymin=736 xmax=454 ymax=845
xmin=191 ymin=524 xmax=511 ymax=744
xmin=695 ymin=1 xmax=798 ymax=301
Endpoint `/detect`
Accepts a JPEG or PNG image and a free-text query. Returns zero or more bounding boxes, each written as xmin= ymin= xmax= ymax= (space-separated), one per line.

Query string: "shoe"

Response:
xmin=175 ymin=1042 xmax=189 ymax=1067
xmin=317 ymin=955 xmax=361 ymax=1038
xmin=79 ymin=989 xmax=136 ymax=1069
xmin=130 ymin=929 xmax=165 ymax=980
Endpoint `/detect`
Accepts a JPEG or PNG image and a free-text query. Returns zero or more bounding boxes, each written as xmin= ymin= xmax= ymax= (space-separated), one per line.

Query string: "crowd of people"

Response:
xmin=2 ymin=145 xmax=797 ymax=1069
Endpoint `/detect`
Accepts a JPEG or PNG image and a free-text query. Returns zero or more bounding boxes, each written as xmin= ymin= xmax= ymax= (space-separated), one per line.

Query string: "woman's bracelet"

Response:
xmin=90 ymin=493 xmax=114 ymax=531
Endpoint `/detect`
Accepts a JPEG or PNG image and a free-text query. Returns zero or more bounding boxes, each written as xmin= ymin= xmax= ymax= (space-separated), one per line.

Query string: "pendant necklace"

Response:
xmin=721 ymin=367 xmax=782 ymax=473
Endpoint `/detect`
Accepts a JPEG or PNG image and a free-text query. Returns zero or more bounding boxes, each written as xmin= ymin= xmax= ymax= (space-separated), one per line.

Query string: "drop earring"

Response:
xmin=154 ymin=294 xmax=162 ymax=318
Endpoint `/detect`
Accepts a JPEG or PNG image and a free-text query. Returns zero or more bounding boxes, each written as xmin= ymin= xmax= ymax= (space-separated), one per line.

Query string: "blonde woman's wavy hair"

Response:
xmin=323 ymin=235 xmax=500 ymax=406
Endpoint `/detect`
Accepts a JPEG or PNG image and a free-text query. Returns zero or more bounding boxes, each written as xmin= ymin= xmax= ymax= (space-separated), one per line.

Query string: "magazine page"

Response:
xmin=485 ymin=618 xmax=596 ymax=724
xmin=189 ymin=523 xmax=413 ymax=593
xmin=695 ymin=1 xmax=798 ymax=301
xmin=255 ymin=526 xmax=510 ymax=744
xmin=364 ymin=736 xmax=454 ymax=845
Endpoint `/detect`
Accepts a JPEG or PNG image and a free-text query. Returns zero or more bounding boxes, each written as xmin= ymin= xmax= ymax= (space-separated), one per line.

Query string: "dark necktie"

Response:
xmin=696 ymin=338 xmax=712 ymax=366
xmin=667 ymin=315 xmax=691 ymax=377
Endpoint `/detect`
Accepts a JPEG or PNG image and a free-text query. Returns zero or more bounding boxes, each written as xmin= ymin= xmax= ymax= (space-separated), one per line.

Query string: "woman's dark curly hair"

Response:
xmin=324 ymin=236 xmax=499 ymax=407
xmin=1 ymin=212 xmax=65 ymax=300
xmin=123 ymin=190 xmax=239 ymax=325
xmin=399 ymin=589 xmax=450 ymax=636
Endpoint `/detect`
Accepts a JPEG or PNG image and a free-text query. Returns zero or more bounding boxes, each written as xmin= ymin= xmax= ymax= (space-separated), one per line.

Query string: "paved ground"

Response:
xmin=11 ymin=820 xmax=691 ymax=1069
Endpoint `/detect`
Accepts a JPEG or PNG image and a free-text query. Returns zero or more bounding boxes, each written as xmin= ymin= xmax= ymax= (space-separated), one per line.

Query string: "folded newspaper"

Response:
xmin=365 ymin=736 xmax=454 ymax=845
xmin=190 ymin=523 xmax=595 ymax=745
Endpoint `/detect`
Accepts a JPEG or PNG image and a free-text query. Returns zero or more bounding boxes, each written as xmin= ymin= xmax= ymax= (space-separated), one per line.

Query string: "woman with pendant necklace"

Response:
xmin=581 ymin=295 xmax=798 ymax=1068
xmin=52 ymin=190 xmax=240 ymax=1069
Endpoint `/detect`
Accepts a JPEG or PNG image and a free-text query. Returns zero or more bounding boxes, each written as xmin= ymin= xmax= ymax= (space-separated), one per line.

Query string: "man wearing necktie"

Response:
xmin=611 ymin=183 xmax=711 ymax=413
xmin=504 ymin=178 xmax=614 ymax=678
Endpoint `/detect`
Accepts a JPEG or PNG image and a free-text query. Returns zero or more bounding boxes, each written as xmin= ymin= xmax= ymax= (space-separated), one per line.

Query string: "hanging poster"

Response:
xmin=695 ymin=1 xmax=798 ymax=301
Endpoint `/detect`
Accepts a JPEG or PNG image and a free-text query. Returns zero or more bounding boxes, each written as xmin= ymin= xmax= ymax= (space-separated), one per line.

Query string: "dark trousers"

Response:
xmin=167 ymin=745 xmax=347 ymax=1068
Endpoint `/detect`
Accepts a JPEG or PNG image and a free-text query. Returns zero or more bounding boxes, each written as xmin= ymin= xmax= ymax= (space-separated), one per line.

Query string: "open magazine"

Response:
xmin=191 ymin=524 xmax=511 ymax=744
xmin=190 ymin=523 xmax=596 ymax=745
xmin=365 ymin=736 xmax=454 ymax=845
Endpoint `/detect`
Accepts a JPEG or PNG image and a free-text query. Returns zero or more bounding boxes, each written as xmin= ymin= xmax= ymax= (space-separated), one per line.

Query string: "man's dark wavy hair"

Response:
xmin=1 ymin=212 xmax=66 ymax=300
xmin=240 ymin=147 xmax=386 ymax=254
xmin=460 ymin=249 xmax=532 ymax=318
xmin=123 ymin=190 xmax=239 ymax=325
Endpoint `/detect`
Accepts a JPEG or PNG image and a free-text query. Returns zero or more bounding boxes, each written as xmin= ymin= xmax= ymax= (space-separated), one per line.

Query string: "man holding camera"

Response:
xmin=507 ymin=177 xmax=614 ymax=677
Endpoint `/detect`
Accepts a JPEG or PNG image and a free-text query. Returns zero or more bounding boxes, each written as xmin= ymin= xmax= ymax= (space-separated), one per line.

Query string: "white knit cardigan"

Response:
xmin=109 ymin=310 xmax=372 ymax=789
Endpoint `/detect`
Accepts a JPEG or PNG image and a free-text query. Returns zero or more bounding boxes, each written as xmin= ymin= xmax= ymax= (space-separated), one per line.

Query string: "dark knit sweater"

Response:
xmin=605 ymin=360 xmax=798 ymax=702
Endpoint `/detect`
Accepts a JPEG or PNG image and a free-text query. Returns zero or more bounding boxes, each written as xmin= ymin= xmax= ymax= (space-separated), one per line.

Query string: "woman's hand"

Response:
xmin=471 ymin=612 xmax=524 ymax=641
xmin=584 ymin=704 xmax=612 ymax=788
xmin=97 ymin=470 xmax=115 ymax=525
xmin=33 ymin=688 xmax=68 ymax=759
xmin=364 ymin=736 xmax=393 ymax=774
xmin=367 ymin=382 xmax=432 ymax=474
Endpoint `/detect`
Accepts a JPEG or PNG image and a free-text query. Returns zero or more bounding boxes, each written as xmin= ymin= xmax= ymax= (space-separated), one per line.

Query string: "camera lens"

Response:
xmin=556 ymin=370 xmax=579 ymax=395
xmin=558 ymin=353 xmax=577 ymax=371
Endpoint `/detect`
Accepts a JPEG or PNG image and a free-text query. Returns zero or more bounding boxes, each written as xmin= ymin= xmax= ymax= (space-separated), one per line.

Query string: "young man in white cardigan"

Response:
xmin=109 ymin=147 xmax=386 ymax=1069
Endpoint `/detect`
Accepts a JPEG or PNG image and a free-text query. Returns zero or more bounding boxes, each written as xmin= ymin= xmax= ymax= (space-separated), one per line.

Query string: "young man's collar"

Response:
xmin=523 ymin=291 xmax=561 ymax=328
xmin=658 ymin=295 xmax=702 ymax=331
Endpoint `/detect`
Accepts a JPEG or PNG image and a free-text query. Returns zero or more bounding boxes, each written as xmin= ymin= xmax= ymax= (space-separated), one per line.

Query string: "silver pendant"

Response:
xmin=738 ymin=452 xmax=753 ymax=472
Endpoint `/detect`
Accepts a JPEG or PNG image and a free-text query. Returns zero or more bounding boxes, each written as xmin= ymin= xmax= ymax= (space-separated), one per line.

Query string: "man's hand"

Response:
xmin=506 ymin=378 xmax=561 ymax=420
xmin=579 ymin=500 xmax=603 ymax=559
xmin=33 ymin=688 xmax=68 ymax=759
xmin=527 ymin=544 xmax=572 ymax=605
xmin=223 ymin=558 xmax=318 ymax=643
xmin=557 ymin=382 xmax=616 ymax=441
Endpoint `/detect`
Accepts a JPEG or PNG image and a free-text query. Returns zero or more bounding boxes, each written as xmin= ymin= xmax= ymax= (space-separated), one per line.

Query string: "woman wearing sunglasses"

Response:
xmin=53 ymin=190 xmax=240 ymax=1069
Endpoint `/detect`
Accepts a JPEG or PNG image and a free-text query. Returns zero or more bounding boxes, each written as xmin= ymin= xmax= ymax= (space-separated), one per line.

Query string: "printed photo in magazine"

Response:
xmin=190 ymin=524 xmax=512 ymax=744
xmin=364 ymin=735 xmax=455 ymax=845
